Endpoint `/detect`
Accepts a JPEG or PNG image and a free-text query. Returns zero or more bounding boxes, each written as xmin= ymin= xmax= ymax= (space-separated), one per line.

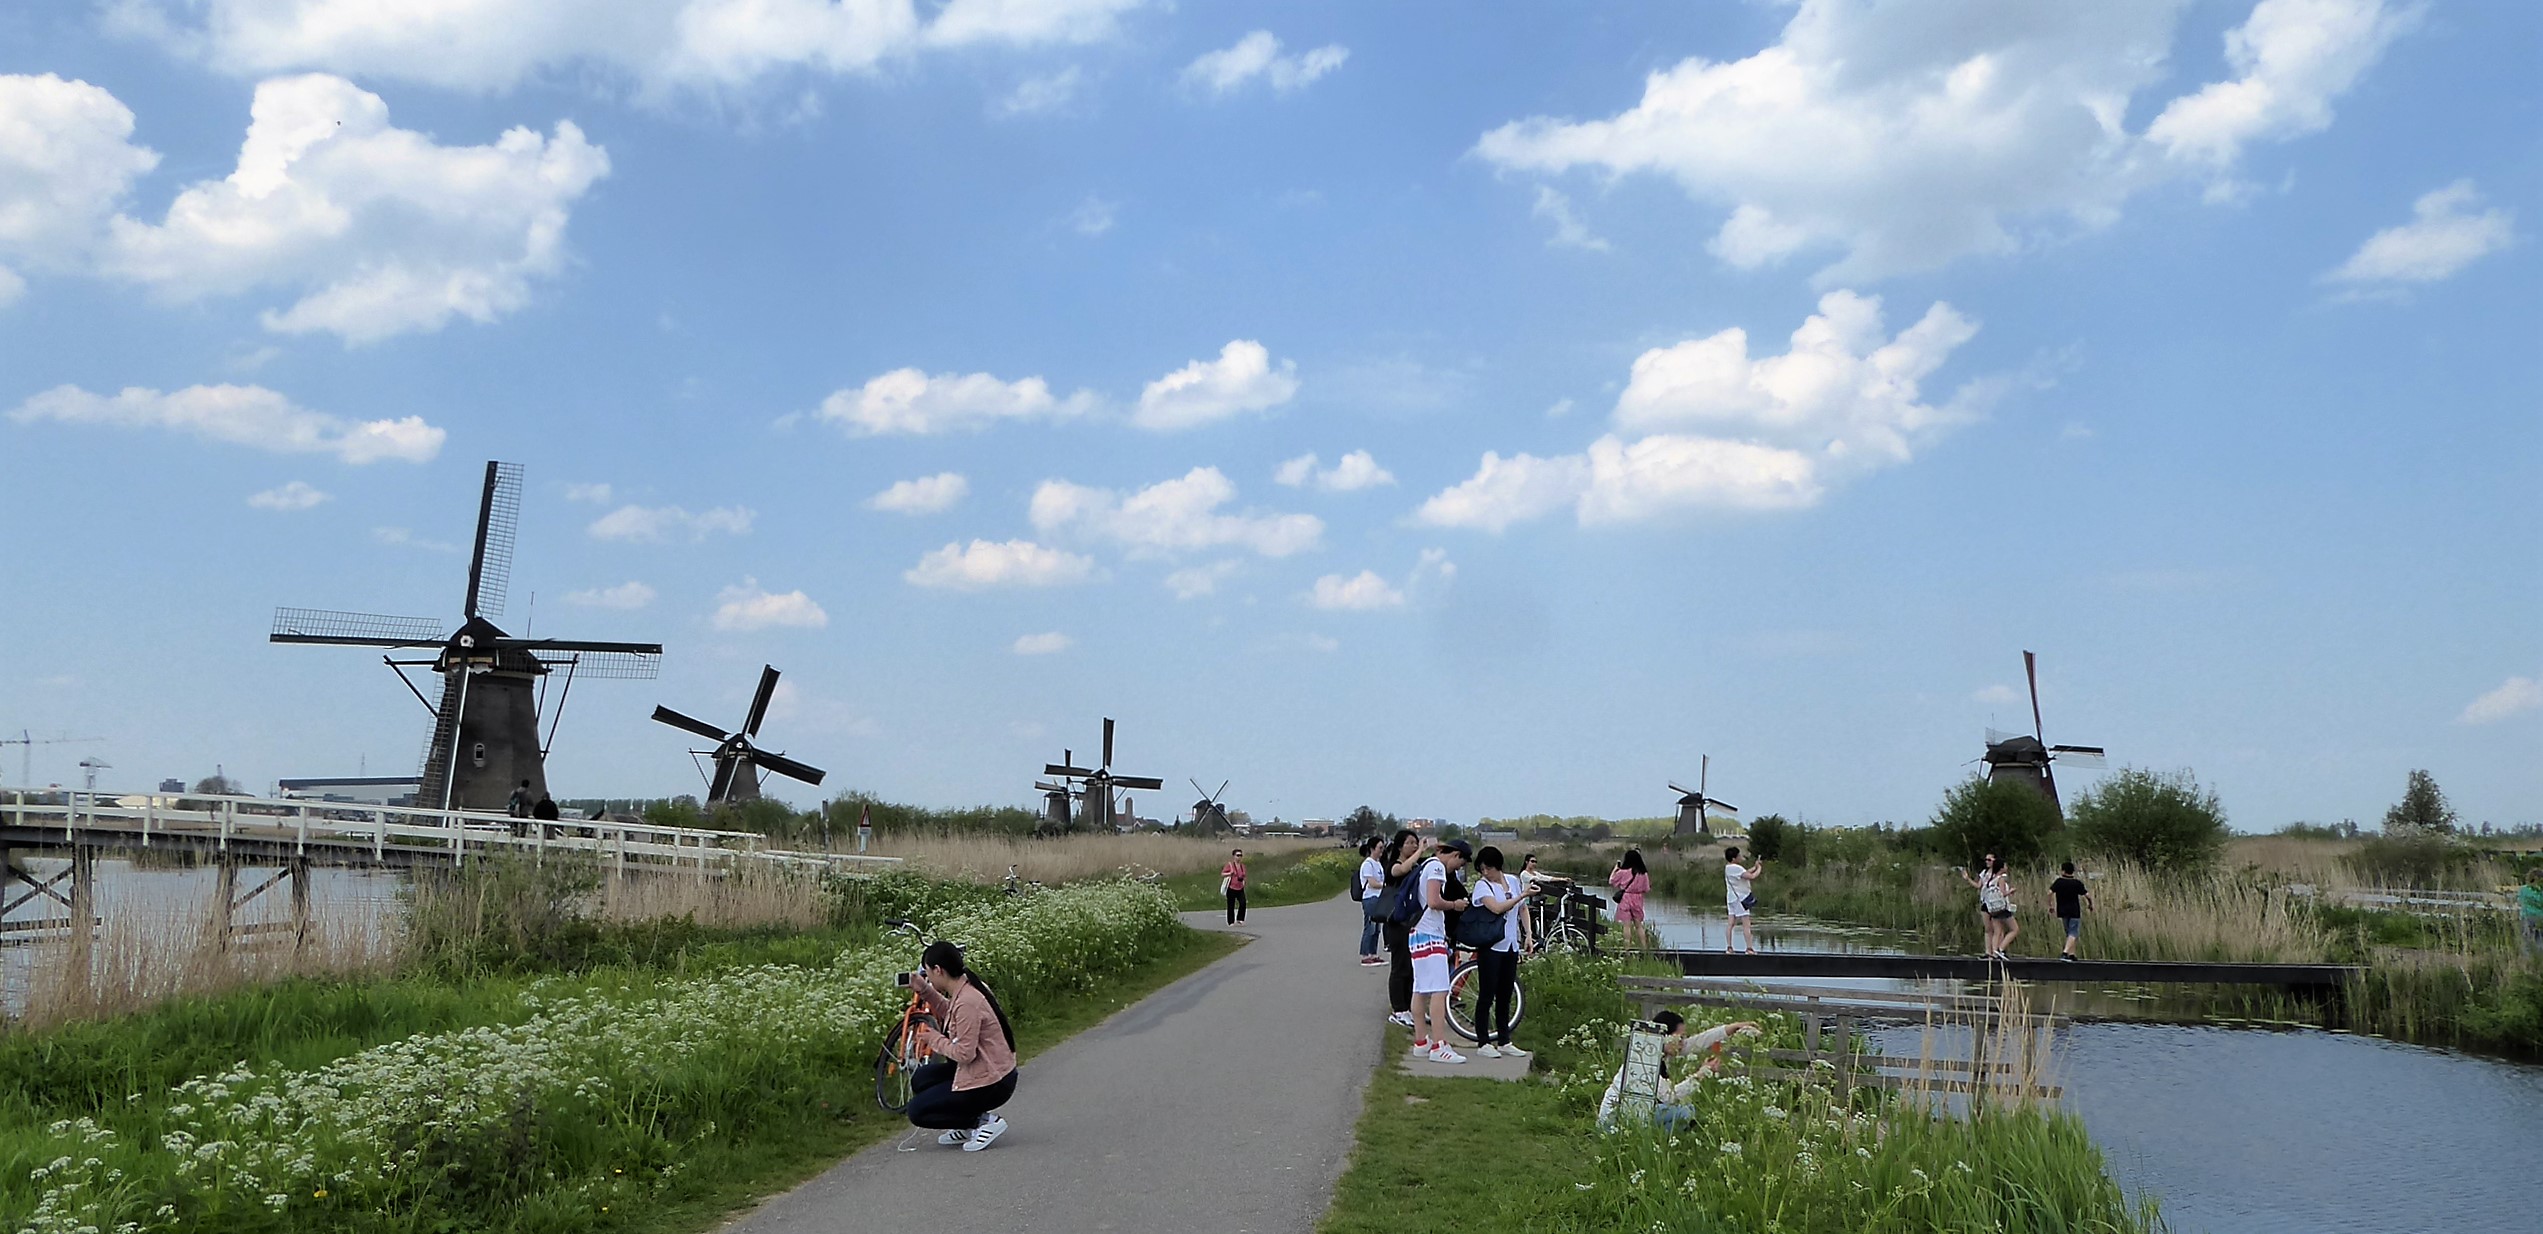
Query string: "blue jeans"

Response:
xmin=1655 ymin=1103 xmax=1695 ymax=1131
xmin=1358 ymin=903 xmax=1383 ymax=957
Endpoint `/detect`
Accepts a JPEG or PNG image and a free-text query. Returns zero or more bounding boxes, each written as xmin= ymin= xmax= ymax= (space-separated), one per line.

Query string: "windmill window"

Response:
xmin=471 ymin=742 xmax=487 ymax=768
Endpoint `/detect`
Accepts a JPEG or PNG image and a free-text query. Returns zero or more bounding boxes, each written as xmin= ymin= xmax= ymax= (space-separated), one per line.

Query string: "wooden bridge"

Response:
xmin=1652 ymin=949 xmax=2359 ymax=989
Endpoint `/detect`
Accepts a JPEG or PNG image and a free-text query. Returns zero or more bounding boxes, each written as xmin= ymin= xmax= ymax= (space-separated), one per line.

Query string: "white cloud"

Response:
xmin=999 ymin=66 xmax=1083 ymax=117
xmin=1068 ymin=195 xmax=1117 ymax=236
xmin=1011 ymin=631 xmax=1073 ymax=655
xmin=1974 ymin=684 xmax=2021 ymax=705
xmin=1031 ymin=467 xmax=1322 ymax=558
xmin=113 ymin=0 xmax=1149 ymax=96
xmin=1274 ymin=449 xmax=1396 ymax=492
xmin=7 ymin=383 xmax=445 ymax=463
xmin=1133 ymin=340 xmax=1299 ymax=431
xmin=587 ymin=503 xmax=755 ymax=542
xmin=712 ymin=579 xmax=827 ymax=631
xmin=565 ymin=482 xmax=614 ymax=503
xmin=1181 ymin=31 xmax=1348 ymax=97
xmin=98 ymin=74 xmax=607 ymax=343
xmin=1545 ymin=397 xmax=1576 ymax=419
xmin=1309 ymin=570 xmax=1404 ymax=612
xmin=0 ymin=74 xmax=161 ymax=289
xmin=1418 ymin=292 xmax=1984 ymax=530
xmin=816 ymin=367 xmax=1093 ymax=435
xmin=1531 ymin=185 xmax=1609 ymax=252
xmin=2325 ymin=180 xmax=2514 ymax=289
xmin=565 ymin=580 xmax=657 ymax=609
xmin=2146 ymin=0 xmax=2415 ymax=170
xmin=867 ymin=472 xmax=969 ymax=514
xmin=1474 ymin=0 xmax=2412 ymax=283
xmin=2459 ymin=675 xmax=2543 ymax=725
xmin=246 ymin=479 xmax=329 ymax=510
xmin=1162 ymin=560 xmax=1239 ymax=599
xmin=904 ymin=538 xmax=1096 ymax=590
xmin=372 ymin=525 xmax=458 ymax=553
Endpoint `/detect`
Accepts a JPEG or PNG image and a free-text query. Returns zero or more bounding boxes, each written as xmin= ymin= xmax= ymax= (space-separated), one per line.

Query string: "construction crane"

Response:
xmin=1 ymin=731 xmax=103 ymax=788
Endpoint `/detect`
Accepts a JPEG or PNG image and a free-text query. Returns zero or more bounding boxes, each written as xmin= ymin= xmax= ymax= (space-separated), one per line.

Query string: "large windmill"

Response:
xmin=652 ymin=664 xmax=827 ymax=806
xmin=1188 ymin=779 xmax=1232 ymax=834
xmin=1043 ymin=718 xmax=1162 ymax=833
xmin=1982 ymin=650 xmax=2107 ymax=812
xmin=270 ymin=461 xmax=663 ymax=812
xmin=1669 ymin=756 xmax=1738 ymax=838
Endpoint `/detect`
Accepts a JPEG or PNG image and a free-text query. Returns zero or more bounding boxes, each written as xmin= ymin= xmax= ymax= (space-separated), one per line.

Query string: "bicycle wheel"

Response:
xmin=872 ymin=1015 xmax=939 ymax=1112
xmin=1546 ymin=921 xmax=1591 ymax=953
xmin=1445 ymin=962 xmax=1482 ymax=1042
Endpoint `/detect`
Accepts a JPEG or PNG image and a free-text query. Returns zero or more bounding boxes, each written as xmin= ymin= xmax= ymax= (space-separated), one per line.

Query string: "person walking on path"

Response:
xmin=1408 ymin=838 xmax=1473 ymax=1064
xmin=1466 ymin=846 xmax=1532 ymax=1059
xmin=2050 ymin=862 xmax=2094 ymax=962
xmin=1959 ymin=855 xmax=2021 ymax=959
xmin=1380 ymin=831 xmax=1430 ymax=1028
xmin=1222 ymin=849 xmax=1249 ymax=925
xmin=903 ymin=939 xmax=1020 ymax=1152
xmin=1723 ymin=846 xmax=1764 ymax=955
xmin=2518 ymin=867 xmax=2543 ymax=957
xmin=1609 ymin=849 xmax=1653 ymax=950
xmin=1355 ymin=837 xmax=1386 ymax=966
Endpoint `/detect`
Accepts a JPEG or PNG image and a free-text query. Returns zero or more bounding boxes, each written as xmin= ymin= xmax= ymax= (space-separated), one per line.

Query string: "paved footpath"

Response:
xmin=723 ymin=895 xmax=1382 ymax=1234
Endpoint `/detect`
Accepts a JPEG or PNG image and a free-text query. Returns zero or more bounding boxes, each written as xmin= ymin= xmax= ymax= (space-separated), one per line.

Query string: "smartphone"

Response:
xmin=896 ymin=970 xmax=914 ymax=987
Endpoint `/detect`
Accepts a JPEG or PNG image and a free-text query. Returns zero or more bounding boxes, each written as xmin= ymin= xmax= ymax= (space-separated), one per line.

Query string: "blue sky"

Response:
xmin=2 ymin=0 xmax=2535 ymax=830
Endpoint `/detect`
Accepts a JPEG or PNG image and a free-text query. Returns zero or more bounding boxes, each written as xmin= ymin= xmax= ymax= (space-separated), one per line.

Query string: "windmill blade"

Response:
xmin=460 ymin=461 xmax=524 ymax=619
xmin=271 ymin=607 xmax=444 ymax=646
xmin=744 ymin=665 xmax=780 ymax=737
xmin=1045 ymin=763 xmax=1094 ymax=779
xmin=1114 ymin=775 xmax=1165 ymax=791
xmin=2050 ymin=746 xmax=2108 ymax=769
xmin=652 ymin=706 xmax=730 ymax=743
xmin=1101 ymin=717 xmax=1115 ymax=769
xmin=1709 ymin=801 xmax=1740 ymax=816
xmin=2023 ymin=650 xmax=2045 ymax=745
xmin=523 ymin=648 xmax=661 ymax=679
xmin=754 ymin=749 xmax=826 ymax=786
xmin=1668 ymin=783 xmax=1693 ymax=797
xmin=499 ymin=637 xmax=665 ymax=654
xmin=1034 ymin=781 xmax=1068 ymax=793
xmin=1215 ymin=779 xmax=1229 ymax=802
xmin=707 ymin=753 xmax=740 ymax=803
xmin=1190 ymin=778 xmax=1208 ymax=798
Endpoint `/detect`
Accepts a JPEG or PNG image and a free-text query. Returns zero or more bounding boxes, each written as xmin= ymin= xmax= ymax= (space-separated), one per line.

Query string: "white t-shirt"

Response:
xmin=1725 ymin=861 xmax=1755 ymax=913
xmin=1415 ymin=857 xmax=1450 ymax=936
xmin=1357 ymin=856 xmax=1384 ymax=901
xmin=1470 ymin=871 xmax=1523 ymax=951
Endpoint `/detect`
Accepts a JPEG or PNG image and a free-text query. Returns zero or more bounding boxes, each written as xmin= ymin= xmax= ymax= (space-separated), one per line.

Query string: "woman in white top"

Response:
xmin=1466 ymin=847 xmax=1535 ymax=1058
xmin=1957 ymin=853 xmax=2021 ymax=959
xmin=1516 ymin=853 xmax=1547 ymax=950
xmin=1355 ymin=836 xmax=1386 ymax=967
xmin=1723 ymin=846 xmax=1765 ymax=955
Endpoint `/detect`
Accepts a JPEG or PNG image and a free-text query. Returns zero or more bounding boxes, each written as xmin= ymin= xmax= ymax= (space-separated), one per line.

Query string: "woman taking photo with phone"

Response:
xmin=904 ymin=939 xmax=1020 ymax=1151
xmin=1608 ymin=849 xmax=1652 ymax=950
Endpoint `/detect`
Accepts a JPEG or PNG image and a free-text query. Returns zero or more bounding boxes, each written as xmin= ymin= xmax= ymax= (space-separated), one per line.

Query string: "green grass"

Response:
xmin=1166 ymin=846 xmax=1357 ymax=912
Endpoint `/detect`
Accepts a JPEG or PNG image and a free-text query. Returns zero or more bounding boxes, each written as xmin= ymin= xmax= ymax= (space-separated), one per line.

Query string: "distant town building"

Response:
xmin=158 ymin=779 xmax=185 ymax=794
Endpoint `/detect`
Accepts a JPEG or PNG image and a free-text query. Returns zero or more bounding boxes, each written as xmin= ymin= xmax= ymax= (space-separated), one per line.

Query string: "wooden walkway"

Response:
xmin=1653 ymin=949 xmax=2358 ymax=988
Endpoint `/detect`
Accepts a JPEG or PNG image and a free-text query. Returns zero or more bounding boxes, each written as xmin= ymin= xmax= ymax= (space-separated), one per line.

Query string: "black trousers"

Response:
xmin=1475 ymin=947 xmax=1519 ymax=1045
xmin=1226 ymin=886 xmax=1248 ymax=923
xmin=1385 ymin=919 xmax=1412 ymax=1013
xmin=906 ymin=1059 xmax=1018 ymax=1130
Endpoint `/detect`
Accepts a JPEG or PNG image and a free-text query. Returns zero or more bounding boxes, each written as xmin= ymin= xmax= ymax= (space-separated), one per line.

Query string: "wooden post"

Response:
xmin=288 ymin=857 xmax=312 ymax=955
xmin=1834 ymin=1015 xmax=1857 ymax=1098
xmin=65 ymin=844 xmax=95 ymax=1000
xmin=212 ymin=857 xmax=238 ymax=952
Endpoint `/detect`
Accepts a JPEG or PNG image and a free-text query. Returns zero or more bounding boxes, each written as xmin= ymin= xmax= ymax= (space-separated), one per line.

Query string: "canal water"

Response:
xmin=1639 ymin=896 xmax=2543 ymax=1234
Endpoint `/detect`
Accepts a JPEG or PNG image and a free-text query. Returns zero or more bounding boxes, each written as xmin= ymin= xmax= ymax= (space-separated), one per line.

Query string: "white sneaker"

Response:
xmin=1428 ymin=1046 xmax=1468 ymax=1064
xmin=1499 ymin=1044 xmax=1531 ymax=1059
xmin=1477 ymin=1044 xmax=1502 ymax=1058
xmin=1408 ymin=1039 xmax=1432 ymax=1055
xmin=1387 ymin=1011 xmax=1415 ymax=1028
xmin=936 ymin=1129 xmax=972 ymax=1147
xmin=961 ymin=1115 xmax=1008 ymax=1152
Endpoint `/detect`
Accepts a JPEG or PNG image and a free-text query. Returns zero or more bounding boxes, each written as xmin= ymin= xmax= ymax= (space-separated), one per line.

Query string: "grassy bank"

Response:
xmin=1321 ymin=951 xmax=2159 ymax=1234
xmin=1 ymin=868 xmax=1226 ymax=1234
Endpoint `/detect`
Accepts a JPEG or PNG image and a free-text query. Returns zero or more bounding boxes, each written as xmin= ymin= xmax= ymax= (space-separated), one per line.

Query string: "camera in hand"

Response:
xmin=896 ymin=970 xmax=914 ymax=988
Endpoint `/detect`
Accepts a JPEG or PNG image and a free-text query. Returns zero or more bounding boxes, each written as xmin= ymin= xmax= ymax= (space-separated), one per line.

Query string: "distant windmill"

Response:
xmin=1034 ymin=754 xmax=1077 ymax=834
xmin=1188 ymin=779 xmax=1232 ymax=834
xmin=652 ymin=664 xmax=826 ymax=806
xmin=1982 ymin=650 xmax=2107 ymax=812
xmin=1043 ymin=718 xmax=1163 ymax=833
xmin=1669 ymin=756 xmax=1737 ymax=838
xmin=271 ymin=461 xmax=663 ymax=812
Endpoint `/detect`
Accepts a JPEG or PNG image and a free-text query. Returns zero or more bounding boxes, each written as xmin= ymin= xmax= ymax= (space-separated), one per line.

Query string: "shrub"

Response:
xmin=2067 ymin=767 xmax=2230 ymax=874
xmin=2344 ymin=830 xmax=2480 ymax=887
xmin=1929 ymin=775 xmax=2063 ymax=869
xmin=1748 ymin=815 xmax=1792 ymax=862
xmin=2382 ymin=769 xmax=2458 ymax=834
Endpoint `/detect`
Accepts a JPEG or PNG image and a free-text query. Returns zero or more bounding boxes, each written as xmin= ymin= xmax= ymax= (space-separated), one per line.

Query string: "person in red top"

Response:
xmin=906 ymin=939 xmax=1020 ymax=1151
xmin=1222 ymin=848 xmax=1249 ymax=924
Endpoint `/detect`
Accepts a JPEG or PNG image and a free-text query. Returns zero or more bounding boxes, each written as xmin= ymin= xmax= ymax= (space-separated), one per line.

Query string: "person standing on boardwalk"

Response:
xmin=1466 ymin=846 xmax=1533 ymax=1059
xmin=1380 ymin=830 xmax=1430 ymax=1028
xmin=1356 ymin=836 xmax=1386 ymax=966
xmin=507 ymin=779 xmax=532 ymax=818
xmin=1723 ymin=846 xmax=1764 ymax=955
xmin=1608 ymin=849 xmax=1653 ymax=950
xmin=1221 ymin=849 xmax=1249 ymax=925
xmin=2050 ymin=862 xmax=2094 ymax=962
xmin=1959 ymin=855 xmax=2021 ymax=959
xmin=1408 ymin=838 xmax=1473 ymax=1064
xmin=905 ymin=939 xmax=1020 ymax=1152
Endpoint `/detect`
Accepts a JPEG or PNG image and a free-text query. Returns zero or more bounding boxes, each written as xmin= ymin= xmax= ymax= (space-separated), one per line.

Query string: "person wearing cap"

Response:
xmin=1408 ymin=838 xmax=1474 ymax=1064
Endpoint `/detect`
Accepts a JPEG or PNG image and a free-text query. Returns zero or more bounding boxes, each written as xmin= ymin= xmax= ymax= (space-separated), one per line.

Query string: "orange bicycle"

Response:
xmin=874 ymin=919 xmax=942 ymax=1112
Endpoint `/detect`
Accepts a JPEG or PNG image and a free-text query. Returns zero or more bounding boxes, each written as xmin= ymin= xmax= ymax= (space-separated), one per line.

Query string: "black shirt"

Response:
xmin=2050 ymin=876 xmax=2088 ymax=919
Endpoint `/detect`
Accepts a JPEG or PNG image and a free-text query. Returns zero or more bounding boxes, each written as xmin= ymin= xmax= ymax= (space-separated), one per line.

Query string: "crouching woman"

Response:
xmin=907 ymin=939 xmax=1020 ymax=1151
xmin=1595 ymin=1011 xmax=1761 ymax=1132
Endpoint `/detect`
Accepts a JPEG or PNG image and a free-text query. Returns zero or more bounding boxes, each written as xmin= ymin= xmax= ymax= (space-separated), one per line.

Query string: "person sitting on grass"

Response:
xmin=905 ymin=939 xmax=1020 ymax=1152
xmin=1595 ymin=1010 xmax=1763 ymax=1131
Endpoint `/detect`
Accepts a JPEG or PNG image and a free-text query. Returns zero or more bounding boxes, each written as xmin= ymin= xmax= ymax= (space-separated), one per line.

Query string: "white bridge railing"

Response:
xmin=2 ymin=787 xmax=896 ymax=875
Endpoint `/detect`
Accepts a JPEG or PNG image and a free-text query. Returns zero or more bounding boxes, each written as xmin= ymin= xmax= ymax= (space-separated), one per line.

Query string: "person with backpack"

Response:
xmin=1355 ymin=836 xmax=1386 ymax=966
xmin=1405 ymin=838 xmax=1474 ymax=1063
xmin=1378 ymin=831 xmax=1430 ymax=1028
xmin=1957 ymin=854 xmax=2021 ymax=960
xmin=903 ymin=939 xmax=1020 ymax=1151
xmin=2050 ymin=861 xmax=2094 ymax=961
xmin=1462 ymin=846 xmax=1535 ymax=1058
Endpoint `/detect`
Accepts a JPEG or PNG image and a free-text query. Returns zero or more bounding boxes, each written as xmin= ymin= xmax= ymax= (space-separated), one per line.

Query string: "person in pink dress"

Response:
xmin=1608 ymin=849 xmax=1652 ymax=950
